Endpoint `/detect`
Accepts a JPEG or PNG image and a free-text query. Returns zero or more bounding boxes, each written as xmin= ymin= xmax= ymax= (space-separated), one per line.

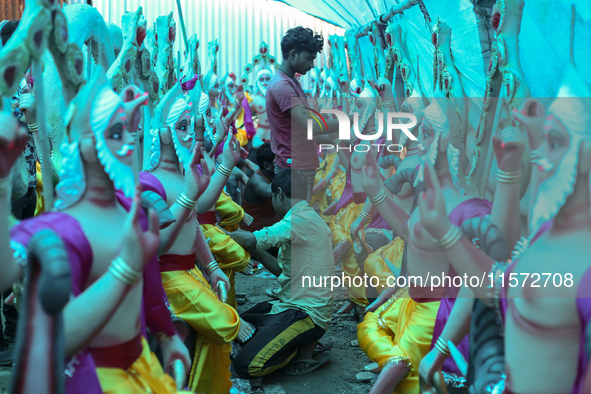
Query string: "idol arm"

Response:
xmin=491 ymin=175 xmax=522 ymax=254
xmin=62 ymin=270 xmax=135 ymax=358
xmin=157 ymin=203 xmax=196 ymax=255
xmin=436 ymin=286 xmax=474 ymax=346
xmin=197 ymin=171 xmax=232 ymax=214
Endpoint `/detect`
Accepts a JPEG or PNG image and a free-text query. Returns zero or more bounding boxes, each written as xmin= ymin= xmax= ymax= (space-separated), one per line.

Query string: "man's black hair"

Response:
xmin=1 ymin=20 xmax=19 ymax=46
xmin=255 ymin=142 xmax=275 ymax=166
xmin=281 ymin=26 xmax=323 ymax=60
xmin=271 ymin=169 xmax=307 ymax=200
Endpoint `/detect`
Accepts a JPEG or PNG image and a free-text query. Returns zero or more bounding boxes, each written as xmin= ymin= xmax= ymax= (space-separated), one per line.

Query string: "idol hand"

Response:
xmin=184 ymin=142 xmax=212 ymax=201
xmin=222 ymin=129 xmax=240 ymax=168
xmin=160 ymin=335 xmax=191 ymax=383
xmin=209 ymin=267 xmax=231 ymax=297
xmin=492 ymin=126 xmax=526 ymax=173
xmin=120 ymin=185 xmax=161 ymax=272
xmin=417 ymin=164 xmax=451 ymax=240
xmin=361 ymin=150 xmax=382 ymax=199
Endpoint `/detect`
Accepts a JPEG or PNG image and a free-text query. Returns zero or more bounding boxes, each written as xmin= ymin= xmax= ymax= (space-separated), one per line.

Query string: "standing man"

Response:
xmin=266 ymin=26 xmax=345 ymax=202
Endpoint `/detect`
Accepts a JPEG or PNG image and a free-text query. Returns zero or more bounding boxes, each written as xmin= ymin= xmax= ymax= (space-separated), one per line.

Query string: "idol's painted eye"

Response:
xmin=177 ymin=119 xmax=188 ymax=132
xmin=108 ymin=123 xmax=124 ymax=140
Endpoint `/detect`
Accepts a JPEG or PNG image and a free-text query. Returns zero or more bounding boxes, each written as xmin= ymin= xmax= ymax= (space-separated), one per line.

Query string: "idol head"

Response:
xmin=147 ymin=83 xmax=193 ymax=171
xmin=203 ymin=69 xmax=220 ymax=102
xmin=224 ymin=74 xmax=237 ymax=97
xmin=256 ymin=68 xmax=273 ymax=96
xmin=56 ymin=67 xmax=147 ymax=208
xmin=414 ymin=97 xmax=462 ymax=188
xmin=529 ymin=66 xmax=591 ymax=235
xmin=281 ymin=26 xmax=324 ymax=75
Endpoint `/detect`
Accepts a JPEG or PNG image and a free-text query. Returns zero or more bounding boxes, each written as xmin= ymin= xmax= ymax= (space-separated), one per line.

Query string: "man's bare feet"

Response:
xmin=237 ymin=318 xmax=256 ymax=344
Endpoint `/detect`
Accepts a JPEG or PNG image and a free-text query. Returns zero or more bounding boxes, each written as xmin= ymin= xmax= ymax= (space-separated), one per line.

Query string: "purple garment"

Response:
xmin=127 ymin=172 xmax=176 ymax=339
xmin=242 ymin=96 xmax=256 ymax=139
xmin=430 ymin=198 xmax=493 ymax=376
xmin=181 ymin=74 xmax=200 ymax=91
xmin=575 ymin=267 xmax=591 ymax=394
xmin=11 ymin=213 xmax=102 ymax=394
xmin=10 ymin=172 xmax=175 ymax=394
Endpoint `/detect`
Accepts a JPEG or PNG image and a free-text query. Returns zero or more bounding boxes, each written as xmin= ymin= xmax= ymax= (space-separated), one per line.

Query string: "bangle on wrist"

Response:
xmin=0 ymin=176 xmax=11 ymax=196
xmin=382 ymin=100 xmax=396 ymax=110
xmin=332 ymin=139 xmax=343 ymax=146
xmin=359 ymin=210 xmax=373 ymax=222
xmin=218 ymin=164 xmax=232 ymax=177
xmin=109 ymin=257 xmax=142 ymax=286
xmin=28 ymin=123 xmax=39 ymax=132
xmin=369 ymin=190 xmax=387 ymax=206
xmin=204 ymin=261 xmax=220 ymax=276
xmin=176 ymin=193 xmax=197 ymax=210
xmin=434 ymin=225 xmax=462 ymax=251
xmin=213 ymin=134 xmax=223 ymax=144
xmin=497 ymin=169 xmax=521 ymax=184
xmin=435 ymin=337 xmax=451 ymax=358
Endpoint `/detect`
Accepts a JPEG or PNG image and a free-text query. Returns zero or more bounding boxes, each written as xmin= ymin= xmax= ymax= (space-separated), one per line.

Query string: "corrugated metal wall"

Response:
xmin=0 ymin=0 xmax=22 ymax=21
xmin=93 ymin=0 xmax=344 ymax=89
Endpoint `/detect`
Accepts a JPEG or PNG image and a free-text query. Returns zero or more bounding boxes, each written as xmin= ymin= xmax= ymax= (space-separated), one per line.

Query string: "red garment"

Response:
xmin=197 ymin=211 xmax=218 ymax=225
xmin=242 ymin=171 xmax=281 ymax=232
xmin=159 ymin=254 xmax=196 ymax=272
xmin=266 ymin=70 xmax=318 ymax=170
xmin=90 ymin=334 xmax=142 ymax=370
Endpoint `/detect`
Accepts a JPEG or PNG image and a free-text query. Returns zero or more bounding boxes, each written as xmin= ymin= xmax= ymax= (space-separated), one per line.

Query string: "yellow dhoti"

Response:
xmin=200 ymin=192 xmax=251 ymax=309
xmin=330 ymin=170 xmax=346 ymax=201
xmin=331 ymin=202 xmax=368 ymax=306
xmin=201 ymin=224 xmax=250 ymax=309
xmin=96 ymin=337 xmax=185 ymax=394
xmin=162 ymin=267 xmax=240 ymax=394
xmin=357 ymin=288 xmax=440 ymax=394
xmin=364 ymin=238 xmax=404 ymax=294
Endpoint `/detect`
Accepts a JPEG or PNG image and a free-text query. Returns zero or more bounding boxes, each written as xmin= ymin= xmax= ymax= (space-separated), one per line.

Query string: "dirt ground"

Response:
xmin=233 ymin=263 xmax=377 ymax=394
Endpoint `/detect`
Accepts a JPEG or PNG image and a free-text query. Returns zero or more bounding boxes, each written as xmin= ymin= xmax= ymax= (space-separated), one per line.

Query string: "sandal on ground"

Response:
xmin=282 ymin=352 xmax=331 ymax=375
xmin=313 ymin=341 xmax=334 ymax=357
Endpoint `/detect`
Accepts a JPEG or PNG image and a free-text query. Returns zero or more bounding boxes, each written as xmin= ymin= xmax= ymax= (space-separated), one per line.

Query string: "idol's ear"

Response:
xmin=121 ymin=86 xmax=148 ymax=136
xmin=579 ymin=140 xmax=591 ymax=177
xmin=159 ymin=126 xmax=172 ymax=145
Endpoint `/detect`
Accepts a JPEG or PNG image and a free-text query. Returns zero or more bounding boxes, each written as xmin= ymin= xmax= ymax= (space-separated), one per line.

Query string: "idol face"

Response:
xmin=417 ymin=118 xmax=435 ymax=158
xmin=258 ymin=74 xmax=271 ymax=89
xmin=532 ymin=115 xmax=567 ymax=181
xmin=209 ymin=81 xmax=220 ymax=101
xmin=104 ymin=105 xmax=135 ymax=167
xmin=174 ymin=109 xmax=193 ymax=150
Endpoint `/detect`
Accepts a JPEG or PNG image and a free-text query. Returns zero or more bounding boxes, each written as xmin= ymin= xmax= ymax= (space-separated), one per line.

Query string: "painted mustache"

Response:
xmin=116 ymin=144 xmax=134 ymax=157
xmin=182 ymin=133 xmax=194 ymax=142
xmin=417 ymin=143 xmax=426 ymax=152
xmin=531 ymin=154 xmax=555 ymax=172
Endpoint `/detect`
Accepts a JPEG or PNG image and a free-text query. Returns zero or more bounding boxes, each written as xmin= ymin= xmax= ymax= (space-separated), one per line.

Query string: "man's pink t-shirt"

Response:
xmin=266 ymin=70 xmax=318 ymax=170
